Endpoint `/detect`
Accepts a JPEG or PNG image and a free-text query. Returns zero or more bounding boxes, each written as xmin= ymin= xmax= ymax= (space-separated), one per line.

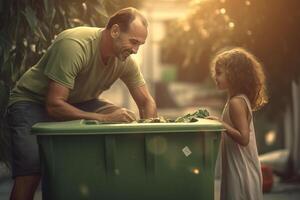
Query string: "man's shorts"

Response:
xmin=6 ymin=99 xmax=123 ymax=178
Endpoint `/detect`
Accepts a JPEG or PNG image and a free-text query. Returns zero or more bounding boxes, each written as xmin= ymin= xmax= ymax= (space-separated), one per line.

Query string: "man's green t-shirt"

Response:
xmin=9 ymin=27 xmax=146 ymax=106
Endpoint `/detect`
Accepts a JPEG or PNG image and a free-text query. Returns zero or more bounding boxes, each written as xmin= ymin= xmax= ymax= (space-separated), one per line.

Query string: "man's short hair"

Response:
xmin=106 ymin=7 xmax=148 ymax=32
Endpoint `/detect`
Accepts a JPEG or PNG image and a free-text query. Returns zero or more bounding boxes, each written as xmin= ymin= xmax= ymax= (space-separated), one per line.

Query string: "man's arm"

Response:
xmin=46 ymin=80 xmax=135 ymax=122
xmin=128 ymin=84 xmax=157 ymax=119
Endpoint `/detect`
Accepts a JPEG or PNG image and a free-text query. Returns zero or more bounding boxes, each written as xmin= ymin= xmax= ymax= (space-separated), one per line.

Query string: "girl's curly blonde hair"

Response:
xmin=211 ymin=47 xmax=268 ymax=111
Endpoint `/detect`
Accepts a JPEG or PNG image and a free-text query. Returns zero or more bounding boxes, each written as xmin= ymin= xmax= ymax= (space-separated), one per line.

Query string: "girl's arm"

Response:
xmin=207 ymin=97 xmax=251 ymax=146
xmin=224 ymin=97 xmax=251 ymax=146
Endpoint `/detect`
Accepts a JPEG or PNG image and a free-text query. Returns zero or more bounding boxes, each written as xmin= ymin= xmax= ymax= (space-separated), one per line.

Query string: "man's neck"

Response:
xmin=100 ymin=29 xmax=114 ymax=65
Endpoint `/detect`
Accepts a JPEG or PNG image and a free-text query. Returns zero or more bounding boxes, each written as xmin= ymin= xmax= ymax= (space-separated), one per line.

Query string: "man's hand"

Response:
xmin=129 ymin=85 xmax=157 ymax=119
xmin=96 ymin=108 xmax=136 ymax=123
xmin=46 ymin=80 xmax=137 ymax=123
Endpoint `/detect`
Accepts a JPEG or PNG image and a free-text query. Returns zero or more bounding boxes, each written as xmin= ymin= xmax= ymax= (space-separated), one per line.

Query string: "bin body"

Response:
xmin=32 ymin=119 xmax=223 ymax=200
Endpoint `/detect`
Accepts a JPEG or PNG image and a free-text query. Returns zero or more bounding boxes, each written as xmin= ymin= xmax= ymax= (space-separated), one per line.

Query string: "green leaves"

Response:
xmin=0 ymin=80 xmax=10 ymax=167
xmin=0 ymin=81 xmax=9 ymax=115
xmin=135 ymin=108 xmax=210 ymax=123
xmin=175 ymin=108 xmax=210 ymax=123
xmin=23 ymin=6 xmax=38 ymax=30
xmin=23 ymin=6 xmax=47 ymax=41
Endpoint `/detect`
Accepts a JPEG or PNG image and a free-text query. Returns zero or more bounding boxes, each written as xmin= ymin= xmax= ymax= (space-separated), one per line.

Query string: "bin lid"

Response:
xmin=32 ymin=119 xmax=224 ymax=135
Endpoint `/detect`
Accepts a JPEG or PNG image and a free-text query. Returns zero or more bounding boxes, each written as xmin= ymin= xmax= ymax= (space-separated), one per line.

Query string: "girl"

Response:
xmin=208 ymin=47 xmax=268 ymax=200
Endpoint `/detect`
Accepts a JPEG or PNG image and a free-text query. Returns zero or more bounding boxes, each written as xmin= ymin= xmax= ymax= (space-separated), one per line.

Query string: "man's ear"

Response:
xmin=111 ymin=24 xmax=120 ymax=38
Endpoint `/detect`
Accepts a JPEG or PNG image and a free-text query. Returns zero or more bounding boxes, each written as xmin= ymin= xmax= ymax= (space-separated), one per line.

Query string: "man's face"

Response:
xmin=111 ymin=18 xmax=148 ymax=61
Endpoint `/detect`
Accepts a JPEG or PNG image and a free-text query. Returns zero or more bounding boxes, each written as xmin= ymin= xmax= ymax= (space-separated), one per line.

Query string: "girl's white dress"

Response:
xmin=218 ymin=94 xmax=263 ymax=200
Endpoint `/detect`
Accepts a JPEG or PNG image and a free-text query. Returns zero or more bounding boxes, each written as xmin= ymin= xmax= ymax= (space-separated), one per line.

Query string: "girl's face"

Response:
xmin=214 ymin=64 xmax=229 ymax=90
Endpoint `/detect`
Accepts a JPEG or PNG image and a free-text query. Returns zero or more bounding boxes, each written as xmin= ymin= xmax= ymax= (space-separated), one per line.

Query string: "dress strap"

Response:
xmin=233 ymin=94 xmax=253 ymax=118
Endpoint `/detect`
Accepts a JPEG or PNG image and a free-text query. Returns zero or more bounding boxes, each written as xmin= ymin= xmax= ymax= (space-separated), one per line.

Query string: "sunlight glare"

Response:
xmin=82 ymin=2 xmax=87 ymax=11
xmin=188 ymin=39 xmax=195 ymax=45
xmin=147 ymin=136 xmax=168 ymax=155
xmin=265 ymin=130 xmax=277 ymax=146
xmin=79 ymin=184 xmax=89 ymax=197
xmin=190 ymin=0 xmax=212 ymax=6
xmin=228 ymin=22 xmax=235 ymax=29
xmin=192 ymin=168 xmax=200 ymax=175
xmin=183 ymin=24 xmax=191 ymax=32
xmin=199 ymin=28 xmax=209 ymax=39
xmin=224 ymin=15 xmax=230 ymax=22
xmin=30 ymin=44 xmax=36 ymax=53
xmin=23 ymin=39 xmax=28 ymax=47
xmin=192 ymin=0 xmax=202 ymax=4
xmin=220 ymin=8 xmax=226 ymax=14
xmin=132 ymin=54 xmax=142 ymax=66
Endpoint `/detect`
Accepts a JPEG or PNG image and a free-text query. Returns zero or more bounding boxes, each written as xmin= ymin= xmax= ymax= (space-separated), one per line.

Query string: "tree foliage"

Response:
xmin=0 ymin=0 xmax=142 ymax=164
xmin=0 ymin=0 xmax=142 ymax=86
xmin=161 ymin=0 xmax=300 ymax=121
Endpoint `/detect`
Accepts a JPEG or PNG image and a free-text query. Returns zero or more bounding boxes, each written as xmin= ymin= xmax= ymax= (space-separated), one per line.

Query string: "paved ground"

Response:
xmin=1 ymin=163 xmax=300 ymax=200
xmin=264 ymin=183 xmax=300 ymax=200
xmin=215 ymin=178 xmax=300 ymax=200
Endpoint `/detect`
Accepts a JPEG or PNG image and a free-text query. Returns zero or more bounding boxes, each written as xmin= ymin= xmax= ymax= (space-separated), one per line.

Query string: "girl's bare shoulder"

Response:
xmin=228 ymin=96 xmax=249 ymax=113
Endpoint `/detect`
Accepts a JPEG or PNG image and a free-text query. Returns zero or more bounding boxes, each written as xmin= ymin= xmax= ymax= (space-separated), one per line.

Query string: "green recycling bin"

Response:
xmin=32 ymin=119 xmax=223 ymax=200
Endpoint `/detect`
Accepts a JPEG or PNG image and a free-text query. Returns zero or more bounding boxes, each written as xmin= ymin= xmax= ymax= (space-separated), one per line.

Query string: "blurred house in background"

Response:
xmin=102 ymin=0 xmax=300 ymax=178
xmin=102 ymin=0 xmax=224 ymax=118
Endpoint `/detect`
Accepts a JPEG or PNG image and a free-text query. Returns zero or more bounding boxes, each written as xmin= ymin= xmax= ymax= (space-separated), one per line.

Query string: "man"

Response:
xmin=7 ymin=7 xmax=157 ymax=200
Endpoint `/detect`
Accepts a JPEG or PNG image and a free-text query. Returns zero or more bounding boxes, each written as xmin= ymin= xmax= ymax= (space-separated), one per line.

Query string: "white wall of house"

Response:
xmin=142 ymin=0 xmax=189 ymax=84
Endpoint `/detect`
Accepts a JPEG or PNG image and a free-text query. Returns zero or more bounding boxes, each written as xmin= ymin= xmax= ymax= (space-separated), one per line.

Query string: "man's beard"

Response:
xmin=117 ymin=49 xmax=132 ymax=61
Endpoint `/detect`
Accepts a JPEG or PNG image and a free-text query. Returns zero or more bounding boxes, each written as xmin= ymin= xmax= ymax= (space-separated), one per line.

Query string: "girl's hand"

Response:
xmin=205 ymin=116 xmax=221 ymax=121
